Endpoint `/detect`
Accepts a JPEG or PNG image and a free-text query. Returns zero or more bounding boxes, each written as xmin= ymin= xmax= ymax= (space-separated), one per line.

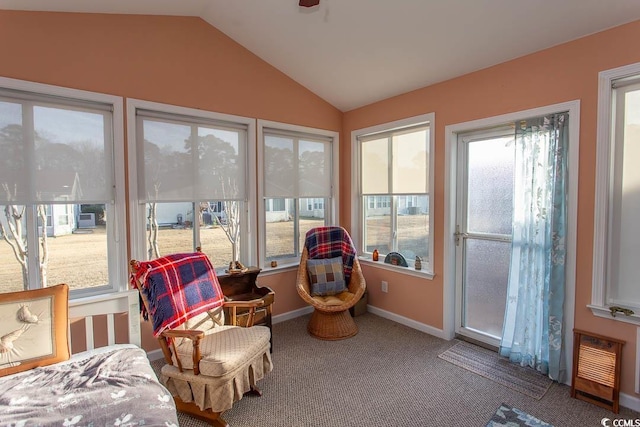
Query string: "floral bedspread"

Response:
xmin=0 ymin=344 xmax=178 ymax=427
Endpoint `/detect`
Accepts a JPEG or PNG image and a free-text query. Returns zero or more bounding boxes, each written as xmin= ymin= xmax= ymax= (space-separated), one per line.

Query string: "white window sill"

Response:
xmin=359 ymin=257 xmax=434 ymax=280
xmin=257 ymin=262 xmax=300 ymax=276
xmin=588 ymin=304 xmax=640 ymax=326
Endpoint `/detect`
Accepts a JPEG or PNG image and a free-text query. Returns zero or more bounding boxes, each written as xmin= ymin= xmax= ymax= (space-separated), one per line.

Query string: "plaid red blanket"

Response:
xmin=130 ymin=252 xmax=224 ymax=337
xmin=305 ymin=226 xmax=356 ymax=280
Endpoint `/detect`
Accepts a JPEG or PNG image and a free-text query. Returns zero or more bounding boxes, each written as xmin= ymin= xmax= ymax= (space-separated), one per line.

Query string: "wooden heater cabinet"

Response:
xmin=217 ymin=267 xmax=275 ymax=350
xmin=571 ymin=329 xmax=625 ymax=413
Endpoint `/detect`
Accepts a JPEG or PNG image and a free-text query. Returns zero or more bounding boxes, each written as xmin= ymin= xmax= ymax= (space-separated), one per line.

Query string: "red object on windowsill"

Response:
xmin=299 ymin=0 xmax=320 ymax=7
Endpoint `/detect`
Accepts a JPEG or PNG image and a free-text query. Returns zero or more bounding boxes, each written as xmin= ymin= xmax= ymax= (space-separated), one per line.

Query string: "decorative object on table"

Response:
xmin=486 ymin=403 xmax=553 ymax=427
xmin=415 ymin=256 xmax=422 ymax=270
xmin=383 ymin=251 xmax=408 ymax=267
xmin=372 ymin=249 xmax=379 ymax=261
xmin=571 ymin=329 xmax=625 ymax=413
xmin=227 ymin=260 xmax=248 ymax=274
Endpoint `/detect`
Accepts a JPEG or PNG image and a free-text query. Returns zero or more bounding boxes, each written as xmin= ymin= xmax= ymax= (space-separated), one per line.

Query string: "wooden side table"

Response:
xmin=217 ymin=267 xmax=275 ymax=351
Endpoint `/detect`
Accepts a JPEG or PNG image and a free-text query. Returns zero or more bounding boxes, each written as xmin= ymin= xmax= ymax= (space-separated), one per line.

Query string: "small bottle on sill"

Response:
xmin=372 ymin=249 xmax=379 ymax=262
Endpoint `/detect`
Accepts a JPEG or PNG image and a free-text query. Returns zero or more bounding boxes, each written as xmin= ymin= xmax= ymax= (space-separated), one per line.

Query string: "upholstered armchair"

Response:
xmin=296 ymin=226 xmax=366 ymax=340
xmin=130 ymin=252 xmax=272 ymax=427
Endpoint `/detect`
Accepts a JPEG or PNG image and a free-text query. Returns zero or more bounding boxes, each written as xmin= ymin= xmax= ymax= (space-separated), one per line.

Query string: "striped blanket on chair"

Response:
xmin=130 ymin=252 xmax=224 ymax=336
xmin=305 ymin=226 xmax=357 ymax=280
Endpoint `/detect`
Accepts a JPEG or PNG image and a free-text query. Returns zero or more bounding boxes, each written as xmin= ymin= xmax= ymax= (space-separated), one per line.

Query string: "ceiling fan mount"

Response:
xmin=299 ymin=0 xmax=320 ymax=7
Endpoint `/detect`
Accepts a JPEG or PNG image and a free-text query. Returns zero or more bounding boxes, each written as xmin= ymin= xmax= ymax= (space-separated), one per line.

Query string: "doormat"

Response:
xmin=438 ymin=341 xmax=553 ymax=400
xmin=486 ymin=403 xmax=554 ymax=426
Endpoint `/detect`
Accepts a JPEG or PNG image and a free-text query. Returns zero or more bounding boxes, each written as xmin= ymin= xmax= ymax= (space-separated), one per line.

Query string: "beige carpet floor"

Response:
xmin=151 ymin=313 xmax=639 ymax=427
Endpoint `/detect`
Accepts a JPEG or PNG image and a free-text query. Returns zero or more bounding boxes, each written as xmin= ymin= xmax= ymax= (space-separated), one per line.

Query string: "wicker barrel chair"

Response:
xmin=296 ymin=226 xmax=366 ymax=340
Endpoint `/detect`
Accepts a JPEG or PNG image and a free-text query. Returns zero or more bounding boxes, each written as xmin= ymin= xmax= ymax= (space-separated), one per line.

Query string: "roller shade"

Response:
xmin=263 ymin=129 xmax=332 ymax=198
xmin=136 ymin=110 xmax=248 ymax=202
xmin=0 ymin=93 xmax=114 ymax=204
xmin=359 ymin=124 xmax=429 ymax=195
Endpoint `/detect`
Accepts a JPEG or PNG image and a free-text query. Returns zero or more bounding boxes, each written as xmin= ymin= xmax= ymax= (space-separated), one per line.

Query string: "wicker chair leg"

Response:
xmin=307 ymin=309 xmax=358 ymax=340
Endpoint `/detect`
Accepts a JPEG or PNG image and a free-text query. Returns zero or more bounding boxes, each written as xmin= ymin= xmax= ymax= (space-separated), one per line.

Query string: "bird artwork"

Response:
xmin=0 ymin=325 xmax=30 ymax=367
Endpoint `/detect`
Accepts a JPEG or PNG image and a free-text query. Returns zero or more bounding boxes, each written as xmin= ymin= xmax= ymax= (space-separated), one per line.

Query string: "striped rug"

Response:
xmin=438 ymin=341 xmax=553 ymax=400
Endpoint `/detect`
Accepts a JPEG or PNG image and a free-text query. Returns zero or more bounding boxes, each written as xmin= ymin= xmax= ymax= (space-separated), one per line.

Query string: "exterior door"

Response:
xmin=455 ymin=128 xmax=514 ymax=347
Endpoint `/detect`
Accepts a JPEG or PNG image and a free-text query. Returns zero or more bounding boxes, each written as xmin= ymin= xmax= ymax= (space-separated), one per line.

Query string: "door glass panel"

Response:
xmin=463 ymin=238 xmax=510 ymax=338
xmin=467 ymin=136 xmax=514 ymax=235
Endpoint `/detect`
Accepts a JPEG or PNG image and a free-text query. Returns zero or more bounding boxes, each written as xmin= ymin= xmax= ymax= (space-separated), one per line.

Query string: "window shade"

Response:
xmin=136 ymin=111 xmax=247 ymax=202
xmin=359 ymin=125 xmax=429 ymax=195
xmin=263 ymin=130 xmax=332 ymax=198
xmin=0 ymin=95 xmax=114 ymax=204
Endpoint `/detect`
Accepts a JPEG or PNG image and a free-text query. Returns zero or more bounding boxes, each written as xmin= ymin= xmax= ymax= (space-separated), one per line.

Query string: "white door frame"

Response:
xmin=443 ymin=100 xmax=580 ymax=384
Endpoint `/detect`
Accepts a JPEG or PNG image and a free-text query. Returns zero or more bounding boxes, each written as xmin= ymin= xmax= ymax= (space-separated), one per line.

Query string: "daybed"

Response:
xmin=0 ymin=284 xmax=179 ymax=426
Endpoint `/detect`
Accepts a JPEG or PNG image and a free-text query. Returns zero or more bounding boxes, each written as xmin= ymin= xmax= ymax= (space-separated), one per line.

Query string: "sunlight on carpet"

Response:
xmin=438 ymin=341 xmax=553 ymax=400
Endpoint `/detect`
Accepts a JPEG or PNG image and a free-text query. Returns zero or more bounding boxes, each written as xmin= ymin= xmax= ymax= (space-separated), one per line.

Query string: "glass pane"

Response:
xmin=397 ymin=195 xmax=429 ymax=260
xmin=0 ymin=203 xmax=28 ymax=292
xmin=610 ymin=87 xmax=640 ymax=305
xmin=467 ymin=136 xmax=514 ymax=235
xmin=361 ymin=137 xmax=389 ymax=194
xmin=299 ymin=198 xmax=325 ymax=250
xmin=265 ymin=197 xmax=295 ymax=260
xmin=364 ymin=195 xmax=391 ymax=254
xmin=0 ymin=100 xmax=26 ymax=203
xmin=299 ymin=139 xmax=331 ymax=197
xmin=463 ymin=238 xmax=510 ymax=338
xmin=0 ymin=203 xmax=110 ymax=292
xmin=392 ymin=128 xmax=428 ymax=193
xmin=264 ymin=135 xmax=294 ymax=197
xmin=141 ymin=119 xmax=193 ymax=201
xmin=46 ymin=204 xmax=109 ymax=291
xmin=145 ymin=201 xmax=241 ymax=269
xmin=197 ymin=127 xmax=245 ymax=200
xmin=34 ymin=106 xmax=111 ymax=203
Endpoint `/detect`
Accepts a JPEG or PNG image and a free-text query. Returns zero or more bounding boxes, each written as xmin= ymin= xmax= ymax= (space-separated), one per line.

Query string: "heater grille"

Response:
xmin=571 ymin=329 xmax=624 ymax=413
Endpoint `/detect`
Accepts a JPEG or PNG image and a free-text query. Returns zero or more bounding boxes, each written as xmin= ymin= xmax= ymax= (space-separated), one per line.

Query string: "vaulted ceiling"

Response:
xmin=2 ymin=0 xmax=640 ymax=111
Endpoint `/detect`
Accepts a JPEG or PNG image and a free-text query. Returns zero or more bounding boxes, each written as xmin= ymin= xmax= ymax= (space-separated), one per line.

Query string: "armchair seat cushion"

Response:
xmin=172 ymin=325 xmax=271 ymax=377
xmin=311 ymin=290 xmax=355 ymax=306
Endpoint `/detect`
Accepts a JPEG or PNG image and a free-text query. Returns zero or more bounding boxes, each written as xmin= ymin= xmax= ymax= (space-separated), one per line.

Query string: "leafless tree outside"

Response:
xmin=0 ymin=183 xmax=49 ymax=288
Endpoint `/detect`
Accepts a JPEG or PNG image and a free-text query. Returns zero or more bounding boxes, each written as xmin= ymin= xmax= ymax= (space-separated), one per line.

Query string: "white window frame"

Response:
xmin=257 ymin=120 xmax=339 ymax=270
xmin=126 ymin=98 xmax=257 ymax=266
xmin=351 ymin=113 xmax=435 ymax=278
xmin=0 ymin=76 xmax=127 ymax=298
xmin=591 ymin=62 xmax=640 ymax=326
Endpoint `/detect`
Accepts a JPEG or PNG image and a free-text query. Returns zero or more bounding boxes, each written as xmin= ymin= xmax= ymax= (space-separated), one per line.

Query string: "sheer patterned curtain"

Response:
xmin=499 ymin=112 xmax=569 ymax=382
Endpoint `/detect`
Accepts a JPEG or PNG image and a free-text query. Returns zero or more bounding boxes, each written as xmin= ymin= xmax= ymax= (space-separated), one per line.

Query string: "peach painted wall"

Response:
xmin=343 ymin=20 xmax=640 ymax=397
xmin=0 ymin=11 xmax=340 ymax=351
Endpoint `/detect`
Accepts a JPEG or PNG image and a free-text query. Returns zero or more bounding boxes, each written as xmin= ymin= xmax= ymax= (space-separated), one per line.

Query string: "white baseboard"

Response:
xmin=366 ymin=305 xmax=449 ymax=340
xmin=272 ymin=306 xmax=313 ymax=324
xmin=620 ymin=392 xmax=640 ymax=413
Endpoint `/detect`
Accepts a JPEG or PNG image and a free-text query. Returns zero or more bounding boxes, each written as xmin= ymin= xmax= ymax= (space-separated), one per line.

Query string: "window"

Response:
xmin=127 ymin=100 xmax=255 ymax=270
xmin=352 ymin=113 xmax=434 ymax=273
xmin=258 ymin=121 xmax=338 ymax=266
xmin=0 ymin=77 xmax=126 ymax=297
xmin=592 ymin=62 xmax=640 ymax=324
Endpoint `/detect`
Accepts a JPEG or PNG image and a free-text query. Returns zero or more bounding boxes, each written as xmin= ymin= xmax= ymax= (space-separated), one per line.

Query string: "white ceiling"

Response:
xmin=2 ymin=0 xmax=640 ymax=111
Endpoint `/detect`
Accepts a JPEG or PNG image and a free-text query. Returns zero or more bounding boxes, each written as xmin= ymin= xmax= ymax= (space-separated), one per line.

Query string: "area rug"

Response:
xmin=438 ymin=341 xmax=553 ymax=399
xmin=486 ymin=403 xmax=554 ymax=426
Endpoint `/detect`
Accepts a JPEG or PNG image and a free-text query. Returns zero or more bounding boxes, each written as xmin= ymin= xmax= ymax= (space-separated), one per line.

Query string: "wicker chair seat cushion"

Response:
xmin=171 ymin=325 xmax=271 ymax=377
xmin=311 ymin=290 xmax=355 ymax=306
